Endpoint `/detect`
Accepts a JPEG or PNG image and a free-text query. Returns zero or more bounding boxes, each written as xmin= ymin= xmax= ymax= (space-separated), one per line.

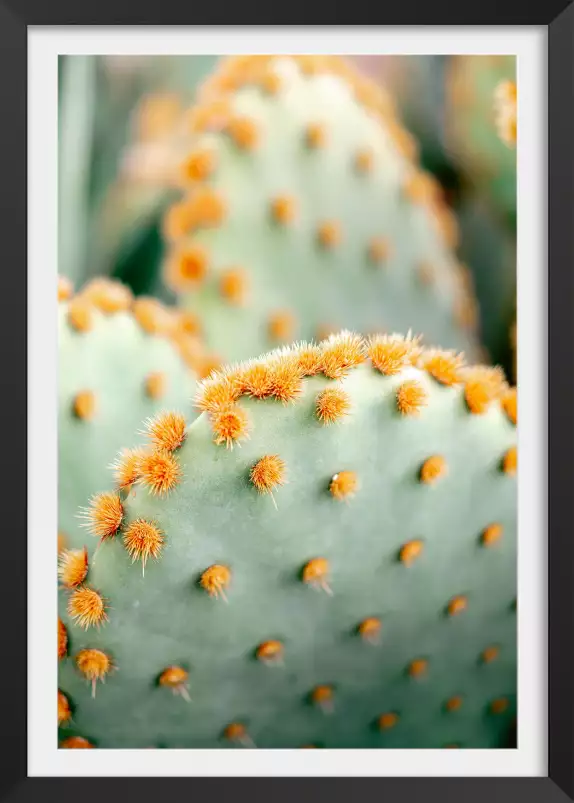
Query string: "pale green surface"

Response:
xmin=172 ymin=58 xmax=480 ymax=362
xmin=59 ymin=360 xmax=516 ymax=748
xmin=58 ymin=304 xmax=196 ymax=554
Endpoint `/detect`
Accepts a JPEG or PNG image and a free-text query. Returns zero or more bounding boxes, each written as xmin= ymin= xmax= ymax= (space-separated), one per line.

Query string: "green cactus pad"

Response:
xmin=456 ymin=196 xmax=516 ymax=373
xmin=446 ymin=55 xmax=516 ymax=227
xmin=58 ymin=277 xmax=202 ymax=557
xmin=161 ymin=55 xmax=480 ymax=364
xmin=58 ymin=332 xmax=517 ymax=748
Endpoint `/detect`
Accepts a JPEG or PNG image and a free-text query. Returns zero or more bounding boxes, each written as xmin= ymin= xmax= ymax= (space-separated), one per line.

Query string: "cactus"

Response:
xmin=58 ymin=55 xmax=218 ymax=291
xmin=456 ymin=196 xmax=516 ymax=374
xmin=96 ymin=58 xmax=219 ymax=297
xmin=159 ymin=55 xmax=481 ymax=364
xmin=492 ymin=78 xmax=517 ymax=382
xmin=446 ymin=55 xmax=516 ymax=228
xmin=58 ymin=276 xmax=216 ymax=557
xmin=58 ymin=332 xmax=517 ymax=748
xmin=352 ymin=55 xmax=457 ymax=185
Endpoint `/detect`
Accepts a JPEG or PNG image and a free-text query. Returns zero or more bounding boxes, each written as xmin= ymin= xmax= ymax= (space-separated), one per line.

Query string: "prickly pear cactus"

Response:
xmin=492 ymin=78 xmax=517 ymax=382
xmin=58 ymin=332 xmax=517 ymax=749
xmin=446 ymin=55 xmax=517 ymax=227
xmin=60 ymin=55 xmax=219 ymax=292
xmin=456 ymin=197 xmax=516 ymax=373
xmin=58 ymin=276 xmax=214 ymax=557
xmin=161 ymin=55 xmax=480 ymax=363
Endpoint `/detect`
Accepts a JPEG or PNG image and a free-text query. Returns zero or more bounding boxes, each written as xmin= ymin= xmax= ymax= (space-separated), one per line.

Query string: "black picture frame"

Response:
xmin=3 ymin=3 xmax=571 ymax=801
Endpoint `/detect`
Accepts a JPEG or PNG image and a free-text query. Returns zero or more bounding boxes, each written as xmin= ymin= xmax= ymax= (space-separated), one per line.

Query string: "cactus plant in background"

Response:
xmin=58 ymin=332 xmax=517 ymax=749
xmin=446 ymin=55 xmax=516 ymax=229
xmin=351 ymin=55 xmax=459 ymax=190
xmin=158 ymin=55 xmax=481 ymax=365
xmin=444 ymin=58 xmax=517 ymax=378
xmin=58 ymin=276 xmax=217 ymax=557
xmin=492 ymin=77 xmax=517 ymax=381
xmin=95 ymin=57 xmax=220 ymax=299
xmin=456 ymin=197 xmax=516 ymax=372
xmin=58 ymin=55 xmax=218 ymax=292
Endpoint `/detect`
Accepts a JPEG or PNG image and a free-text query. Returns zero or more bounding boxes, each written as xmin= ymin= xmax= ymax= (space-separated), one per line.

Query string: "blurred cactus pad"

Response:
xmin=58 ymin=55 xmax=218 ymax=289
xmin=58 ymin=332 xmax=517 ymax=749
xmin=446 ymin=55 xmax=517 ymax=227
xmin=58 ymin=277 xmax=208 ymax=557
xmin=159 ymin=55 xmax=481 ymax=364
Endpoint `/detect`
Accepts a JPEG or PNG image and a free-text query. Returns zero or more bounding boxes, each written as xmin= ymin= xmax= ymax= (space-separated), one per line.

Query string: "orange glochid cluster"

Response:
xmin=302 ymin=558 xmax=331 ymax=594
xmin=481 ymin=523 xmax=503 ymax=547
xmin=145 ymin=372 xmax=167 ymax=400
xmin=396 ymin=380 xmax=428 ymax=416
xmin=123 ymin=519 xmax=165 ymax=573
xmin=58 ymin=547 xmax=88 ymax=588
xmin=250 ymin=454 xmax=286 ymax=497
xmin=447 ymin=595 xmax=468 ymax=617
xmin=210 ymin=405 xmax=251 ymax=449
xmin=270 ymin=195 xmax=297 ymax=225
xmin=315 ymin=387 xmax=351 ymax=425
xmin=462 ymin=365 xmax=508 ymax=415
xmin=399 ymin=540 xmax=423 ymax=566
xmin=502 ymin=446 xmax=517 ymax=476
xmin=305 ymin=122 xmax=327 ymax=149
xmin=80 ymin=277 xmax=133 ymax=314
xmin=159 ymin=666 xmax=191 ymax=701
xmin=110 ymin=447 xmax=146 ymax=490
xmin=422 ymin=350 xmax=465 ymax=386
xmin=378 ymin=712 xmax=399 ymax=730
xmin=165 ymin=244 xmax=209 ymax=293
xmin=367 ymin=333 xmax=421 ymax=376
xmin=75 ymin=648 xmax=112 ymax=697
xmin=185 ymin=186 xmax=227 ymax=230
xmin=67 ymin=297 xmax=94 ymax=333
xmin=408 ymin=658 xmax=428 ymax=678
xmin=58 ymin=690 xmax=71 ymax=725
xmin=73 ymin=390 xmax=97 ymax=421
xmin=80 ymin=491 xmax=124 ymax=543
xmin=226 ymin=115 xmax=259 ymax=150
xmin=143 ymin=411 xmax=187 ymax=452
xmin=68 ymin=586 xmax=108 ymax=630
xmin=501 ymin=388 xmax=517 ymax=426
xmin=58 ymin=276 xmax=73 ymax=302
xmin=354 ymin=147 xmax=374 ymax=174
xmin=138 ymin=449 xmax=182 ymax=496
xmin=180 ymin=147 xmax=217 ymax=183
xmin=60 ymin=736 xmax=94 ymax=749
xmin=329 ymin=471 xmax=358 ymax=501
xmin=445 ymin=696 xmax=464 ymax=713
xmin=481 ymin=645 xmax=500 ymax=664
xmin=256 ymin=639 xmax=284 ymax=664
xmin=219 ymin=268 xmax=249 ymax=306
xmin=268 ymin=311 xmax=296 ymax=343
xmin=419 ymin=455 xmax=447 ymax=485
xmin=58 ymin=618 xmax=67 ymax=659
xmin=358 ymin=617 xmax=382 ymax=643
xmin=368 ymin=237 xmax=392 ymax=265
xmin=200 ymin=564 xmax=232 ymax=600
xmin=311 ymin=685 xmax=334 ymax=709
xmin=317 ymin=220 xmax=342 ymax=250
xmin=131 ymin=297 xmax=173 ymax=336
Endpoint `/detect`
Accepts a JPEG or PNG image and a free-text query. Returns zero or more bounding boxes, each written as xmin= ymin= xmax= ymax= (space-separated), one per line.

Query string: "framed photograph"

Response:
xmin=3 ymin=2 xmax=571 ymax=801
